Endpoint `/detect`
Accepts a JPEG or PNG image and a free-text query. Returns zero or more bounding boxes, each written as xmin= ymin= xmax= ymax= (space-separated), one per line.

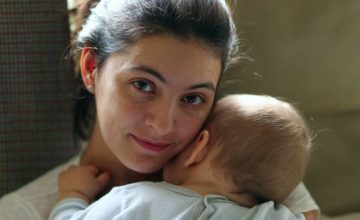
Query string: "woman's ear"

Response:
xmin=80 ymin=48 xmax=97 ymax=94
xmin=184 ymin=130 xmax=210 ymax=167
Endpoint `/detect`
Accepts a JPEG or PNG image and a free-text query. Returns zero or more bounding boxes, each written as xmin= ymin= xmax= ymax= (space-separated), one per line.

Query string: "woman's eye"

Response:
xmin=132 ymin=79 xmax=154 ymax=93
xmin=182 ymin=94 xmax=205 ymax=105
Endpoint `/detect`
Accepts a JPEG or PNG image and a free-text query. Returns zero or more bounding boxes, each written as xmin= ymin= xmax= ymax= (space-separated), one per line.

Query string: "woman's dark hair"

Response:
xmin=73 ymin=0 xmax=239 ymax=139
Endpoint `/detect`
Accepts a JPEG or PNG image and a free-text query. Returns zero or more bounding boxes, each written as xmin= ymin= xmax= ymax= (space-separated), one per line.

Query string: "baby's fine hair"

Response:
xmin=205 ymin=94 xmax=312 ymax=203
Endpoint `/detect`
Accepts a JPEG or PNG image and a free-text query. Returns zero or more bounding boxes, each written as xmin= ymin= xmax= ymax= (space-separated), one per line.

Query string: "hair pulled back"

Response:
xmin=73 ymin=0 xmax=239 ymax=139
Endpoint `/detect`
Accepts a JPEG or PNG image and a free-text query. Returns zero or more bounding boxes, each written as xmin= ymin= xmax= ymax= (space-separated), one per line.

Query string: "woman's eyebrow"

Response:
xmin=127 ymin=65 xmax=166 ymax=83
xmin=187 ymin=82 xmax=215 ymax=92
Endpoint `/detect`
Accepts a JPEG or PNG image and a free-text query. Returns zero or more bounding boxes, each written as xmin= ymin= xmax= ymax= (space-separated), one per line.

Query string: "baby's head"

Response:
xmin=205 ymin=94 xmax=312 ymax=203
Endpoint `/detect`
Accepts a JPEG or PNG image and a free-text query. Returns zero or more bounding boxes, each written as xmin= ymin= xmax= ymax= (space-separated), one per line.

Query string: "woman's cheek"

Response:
xmin=180 ymin=116 xmax=204 ymax=146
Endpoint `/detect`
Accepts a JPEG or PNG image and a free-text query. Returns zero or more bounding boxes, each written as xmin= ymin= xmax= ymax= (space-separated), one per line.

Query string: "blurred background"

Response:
xmin=219 ymin=0 xmax=360 ymax=217
xmin=0 ymin=0 xmax=359 ymax=218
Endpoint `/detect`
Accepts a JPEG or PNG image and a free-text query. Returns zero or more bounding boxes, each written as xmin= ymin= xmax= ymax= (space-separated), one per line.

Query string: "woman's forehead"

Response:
xmin=106 ymin=35 xmax=222 ymax=88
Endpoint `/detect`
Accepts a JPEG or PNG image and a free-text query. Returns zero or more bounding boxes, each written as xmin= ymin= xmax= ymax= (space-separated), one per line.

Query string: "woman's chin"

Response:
xmin=126 ymin=159 xmax=163 ymax=174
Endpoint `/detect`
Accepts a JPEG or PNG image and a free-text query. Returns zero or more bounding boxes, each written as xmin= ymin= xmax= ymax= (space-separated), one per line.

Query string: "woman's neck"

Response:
xmin=80 ymin=119 xmax=161 ymax=187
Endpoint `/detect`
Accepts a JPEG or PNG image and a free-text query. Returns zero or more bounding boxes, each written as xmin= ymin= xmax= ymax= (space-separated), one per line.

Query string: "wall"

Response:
xmin=219 ymin=0 xmax=360 ymax=216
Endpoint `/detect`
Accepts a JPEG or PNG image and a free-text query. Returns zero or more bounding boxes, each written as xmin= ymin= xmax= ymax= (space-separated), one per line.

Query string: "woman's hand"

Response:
xmin=58 ymin=165 xmax=111 ymax=203
xmin=303 ymin=209 xmax=320 ymax=220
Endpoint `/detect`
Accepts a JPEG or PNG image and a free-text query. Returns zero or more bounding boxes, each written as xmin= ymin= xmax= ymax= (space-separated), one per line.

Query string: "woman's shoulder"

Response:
xmin=0 ymin=155 xmax=80 ymax=220
xmin=16 ymin=155 xmax=80 ymax=197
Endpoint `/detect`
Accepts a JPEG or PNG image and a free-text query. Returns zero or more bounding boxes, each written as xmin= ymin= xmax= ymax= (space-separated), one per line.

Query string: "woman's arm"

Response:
xmin=303 ymin=209 xmax=320 ymax=220
xmin=284 ymin=182 xmax=320 ymax=220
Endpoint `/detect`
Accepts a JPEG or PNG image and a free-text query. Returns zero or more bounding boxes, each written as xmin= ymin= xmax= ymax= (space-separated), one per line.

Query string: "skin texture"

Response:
xmin=303 ymin=210 xmax=320 ymax=220
xmin=62 ymin=36 xmax=320 ymax=217
xmin=163 ymin=130 xmax=258 ymax=207
xmin=59 ymin=93 xmax=320 ymax=220
xmin=58 ymin=165 xmax=110 ymax=203
xmin=79 ymin=35 xmax=222 ymax=185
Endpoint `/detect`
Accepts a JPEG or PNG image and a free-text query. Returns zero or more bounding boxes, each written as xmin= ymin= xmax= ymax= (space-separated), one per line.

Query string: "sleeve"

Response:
xmin=49 ymin=198 xmax=89 ymax=220
xmin=0 ymin=193 xmax=40 ymax=220
xmin=250 ymin=201 xmax=306 ymax=220
xmin=283 ymin=182 xmax=320 ymax=214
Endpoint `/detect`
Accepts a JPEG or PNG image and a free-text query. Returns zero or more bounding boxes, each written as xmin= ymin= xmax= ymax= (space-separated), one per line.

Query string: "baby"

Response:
xmin=50 ymin=94 xmax=312 ymax=220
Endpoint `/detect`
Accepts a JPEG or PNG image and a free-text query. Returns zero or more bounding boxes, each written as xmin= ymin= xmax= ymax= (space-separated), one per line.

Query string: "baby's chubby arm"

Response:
xmin=58 ymin=165 xmax=111 ymax=203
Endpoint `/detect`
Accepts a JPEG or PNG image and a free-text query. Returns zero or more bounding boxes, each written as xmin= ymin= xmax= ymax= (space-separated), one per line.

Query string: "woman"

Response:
xmin=0 ymin=0 xmax=319 ymax=219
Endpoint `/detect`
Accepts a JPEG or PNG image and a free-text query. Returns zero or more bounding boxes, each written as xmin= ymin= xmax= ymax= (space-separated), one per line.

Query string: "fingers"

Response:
xmin=96 ymin=171 xmax=111 ymax=188
xmin=84 ymin=165 xmax=100 ymax=176
xmin=59 ymin=164 xmax=111 ymax=201
xmin=62 ymin=164 xmax=111 ymax=186
xmin=66 ymin=164 xmax=99 ymax=175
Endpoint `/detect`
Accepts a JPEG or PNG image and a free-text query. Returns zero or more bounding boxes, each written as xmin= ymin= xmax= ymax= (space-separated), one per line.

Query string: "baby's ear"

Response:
xmin=184 ymin=130 xmax=210 ymax=167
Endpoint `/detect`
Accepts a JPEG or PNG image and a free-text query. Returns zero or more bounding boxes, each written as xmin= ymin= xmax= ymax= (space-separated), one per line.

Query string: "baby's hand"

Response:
xmin=58 ymin=165 xmax=111 ymax=203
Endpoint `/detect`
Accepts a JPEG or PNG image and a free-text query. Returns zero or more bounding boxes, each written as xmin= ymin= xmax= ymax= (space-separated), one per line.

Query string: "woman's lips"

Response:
xmin=130 ymin=134 xmax=170 ymax=152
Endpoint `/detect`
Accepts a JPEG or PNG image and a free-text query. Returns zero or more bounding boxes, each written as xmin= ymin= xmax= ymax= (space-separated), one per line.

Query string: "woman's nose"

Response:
xmin=144 ymin=100 xmax=177 ymax=136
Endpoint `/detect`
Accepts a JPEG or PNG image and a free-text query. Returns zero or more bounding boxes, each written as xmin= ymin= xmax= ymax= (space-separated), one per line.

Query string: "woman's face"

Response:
xmin=94 ymin=35 xmax=221 ymax=173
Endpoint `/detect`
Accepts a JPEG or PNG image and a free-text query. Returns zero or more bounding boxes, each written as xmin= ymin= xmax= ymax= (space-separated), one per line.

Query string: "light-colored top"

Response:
xmin=0 ymin=154 xmax=318 ymax=220
xmin=50 ymin=181 xmax=305 ymax=220
xmin=0 ymin=156 xmax=79 ymax=220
